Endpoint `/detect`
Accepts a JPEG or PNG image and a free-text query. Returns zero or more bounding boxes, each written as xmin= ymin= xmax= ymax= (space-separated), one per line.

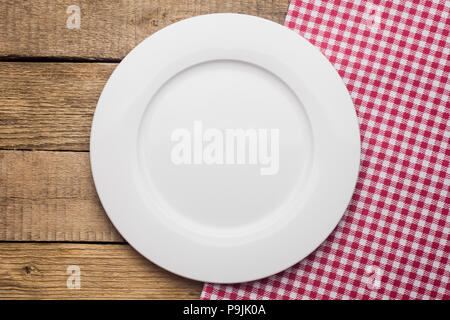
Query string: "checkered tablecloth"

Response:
xmin=202 ymin=0 xmax=449 ymax=299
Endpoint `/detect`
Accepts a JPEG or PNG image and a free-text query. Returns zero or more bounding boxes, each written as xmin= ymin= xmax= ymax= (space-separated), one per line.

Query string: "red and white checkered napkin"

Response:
xmin=202 ymin=0 xmax=449 ymax=299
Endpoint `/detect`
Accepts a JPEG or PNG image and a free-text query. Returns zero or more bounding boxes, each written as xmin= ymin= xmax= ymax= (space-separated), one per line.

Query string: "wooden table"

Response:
xmin=0 ymin=0 xmax=290 ymax=299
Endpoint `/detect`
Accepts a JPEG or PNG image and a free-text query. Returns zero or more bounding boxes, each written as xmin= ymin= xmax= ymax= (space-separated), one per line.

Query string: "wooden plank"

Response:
xmin=0 ymin=242 xmax=202 ymax=299
xmin=0 ymin=62 xmax=115 ymax=151
xmin=0 ymin=0 xmax=290 ymax=60
xmin=0 ymin=149 xmax=122 ymax=242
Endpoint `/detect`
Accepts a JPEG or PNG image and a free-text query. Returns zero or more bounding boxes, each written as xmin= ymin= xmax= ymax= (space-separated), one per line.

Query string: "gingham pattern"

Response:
xmin=202 ymin=0 xmax=449 ymax=299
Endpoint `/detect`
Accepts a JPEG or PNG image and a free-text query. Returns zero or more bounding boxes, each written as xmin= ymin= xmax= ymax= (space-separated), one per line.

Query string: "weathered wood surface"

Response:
xmin=0 ymin=0 xmax=292 ymax=299
xmin=0 ymin=242 xmax=202 ymax=299
xmin=0 ymin=0 xmax=290 ymax=60
xmin=0 ymin=62 xmax=115 ymax=151
xmin=0 ymin=150 xmax=122 ymax=242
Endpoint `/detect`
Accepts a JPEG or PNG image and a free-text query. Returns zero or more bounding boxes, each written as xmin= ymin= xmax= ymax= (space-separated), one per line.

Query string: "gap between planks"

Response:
xmin=0 ymin=149 xmax=122 ymax=242
xmin=0 ymin=0 xmax=291 ymax=60
xmin=0 ymin=62 xmax=116 ymax=151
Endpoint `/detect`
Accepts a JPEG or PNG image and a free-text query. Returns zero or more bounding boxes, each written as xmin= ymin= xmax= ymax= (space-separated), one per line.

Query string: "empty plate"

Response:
xmin=90 ymin=14 xmax=360 ymax=283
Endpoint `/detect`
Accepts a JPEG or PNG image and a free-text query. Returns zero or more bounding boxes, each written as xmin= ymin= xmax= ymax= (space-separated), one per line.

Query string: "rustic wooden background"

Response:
xmin=0 ymin=0 xmax=291 ymax=299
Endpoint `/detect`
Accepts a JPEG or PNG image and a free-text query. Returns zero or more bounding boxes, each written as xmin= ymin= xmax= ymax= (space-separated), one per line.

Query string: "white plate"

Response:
xmin=90 ymin=14 xmax=360 ymax=283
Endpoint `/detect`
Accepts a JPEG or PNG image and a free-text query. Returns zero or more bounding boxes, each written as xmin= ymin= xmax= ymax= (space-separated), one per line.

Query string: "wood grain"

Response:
xmin=0 ymin=242 xmax=202 ymax=299
xmin=0 ymin=0 xmax=290 ymax=61
xmin=0 ymin=150 xmax=122 ymax=242
xmin=0 ymin=0 xmax=292 ymax=300
xmin=0 ymin=62 xmax=115 ymax=151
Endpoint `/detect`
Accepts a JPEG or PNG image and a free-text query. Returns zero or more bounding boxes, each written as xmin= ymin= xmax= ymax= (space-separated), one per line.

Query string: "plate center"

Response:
xmin=138 ymin=60 xmax=312 ymax=230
